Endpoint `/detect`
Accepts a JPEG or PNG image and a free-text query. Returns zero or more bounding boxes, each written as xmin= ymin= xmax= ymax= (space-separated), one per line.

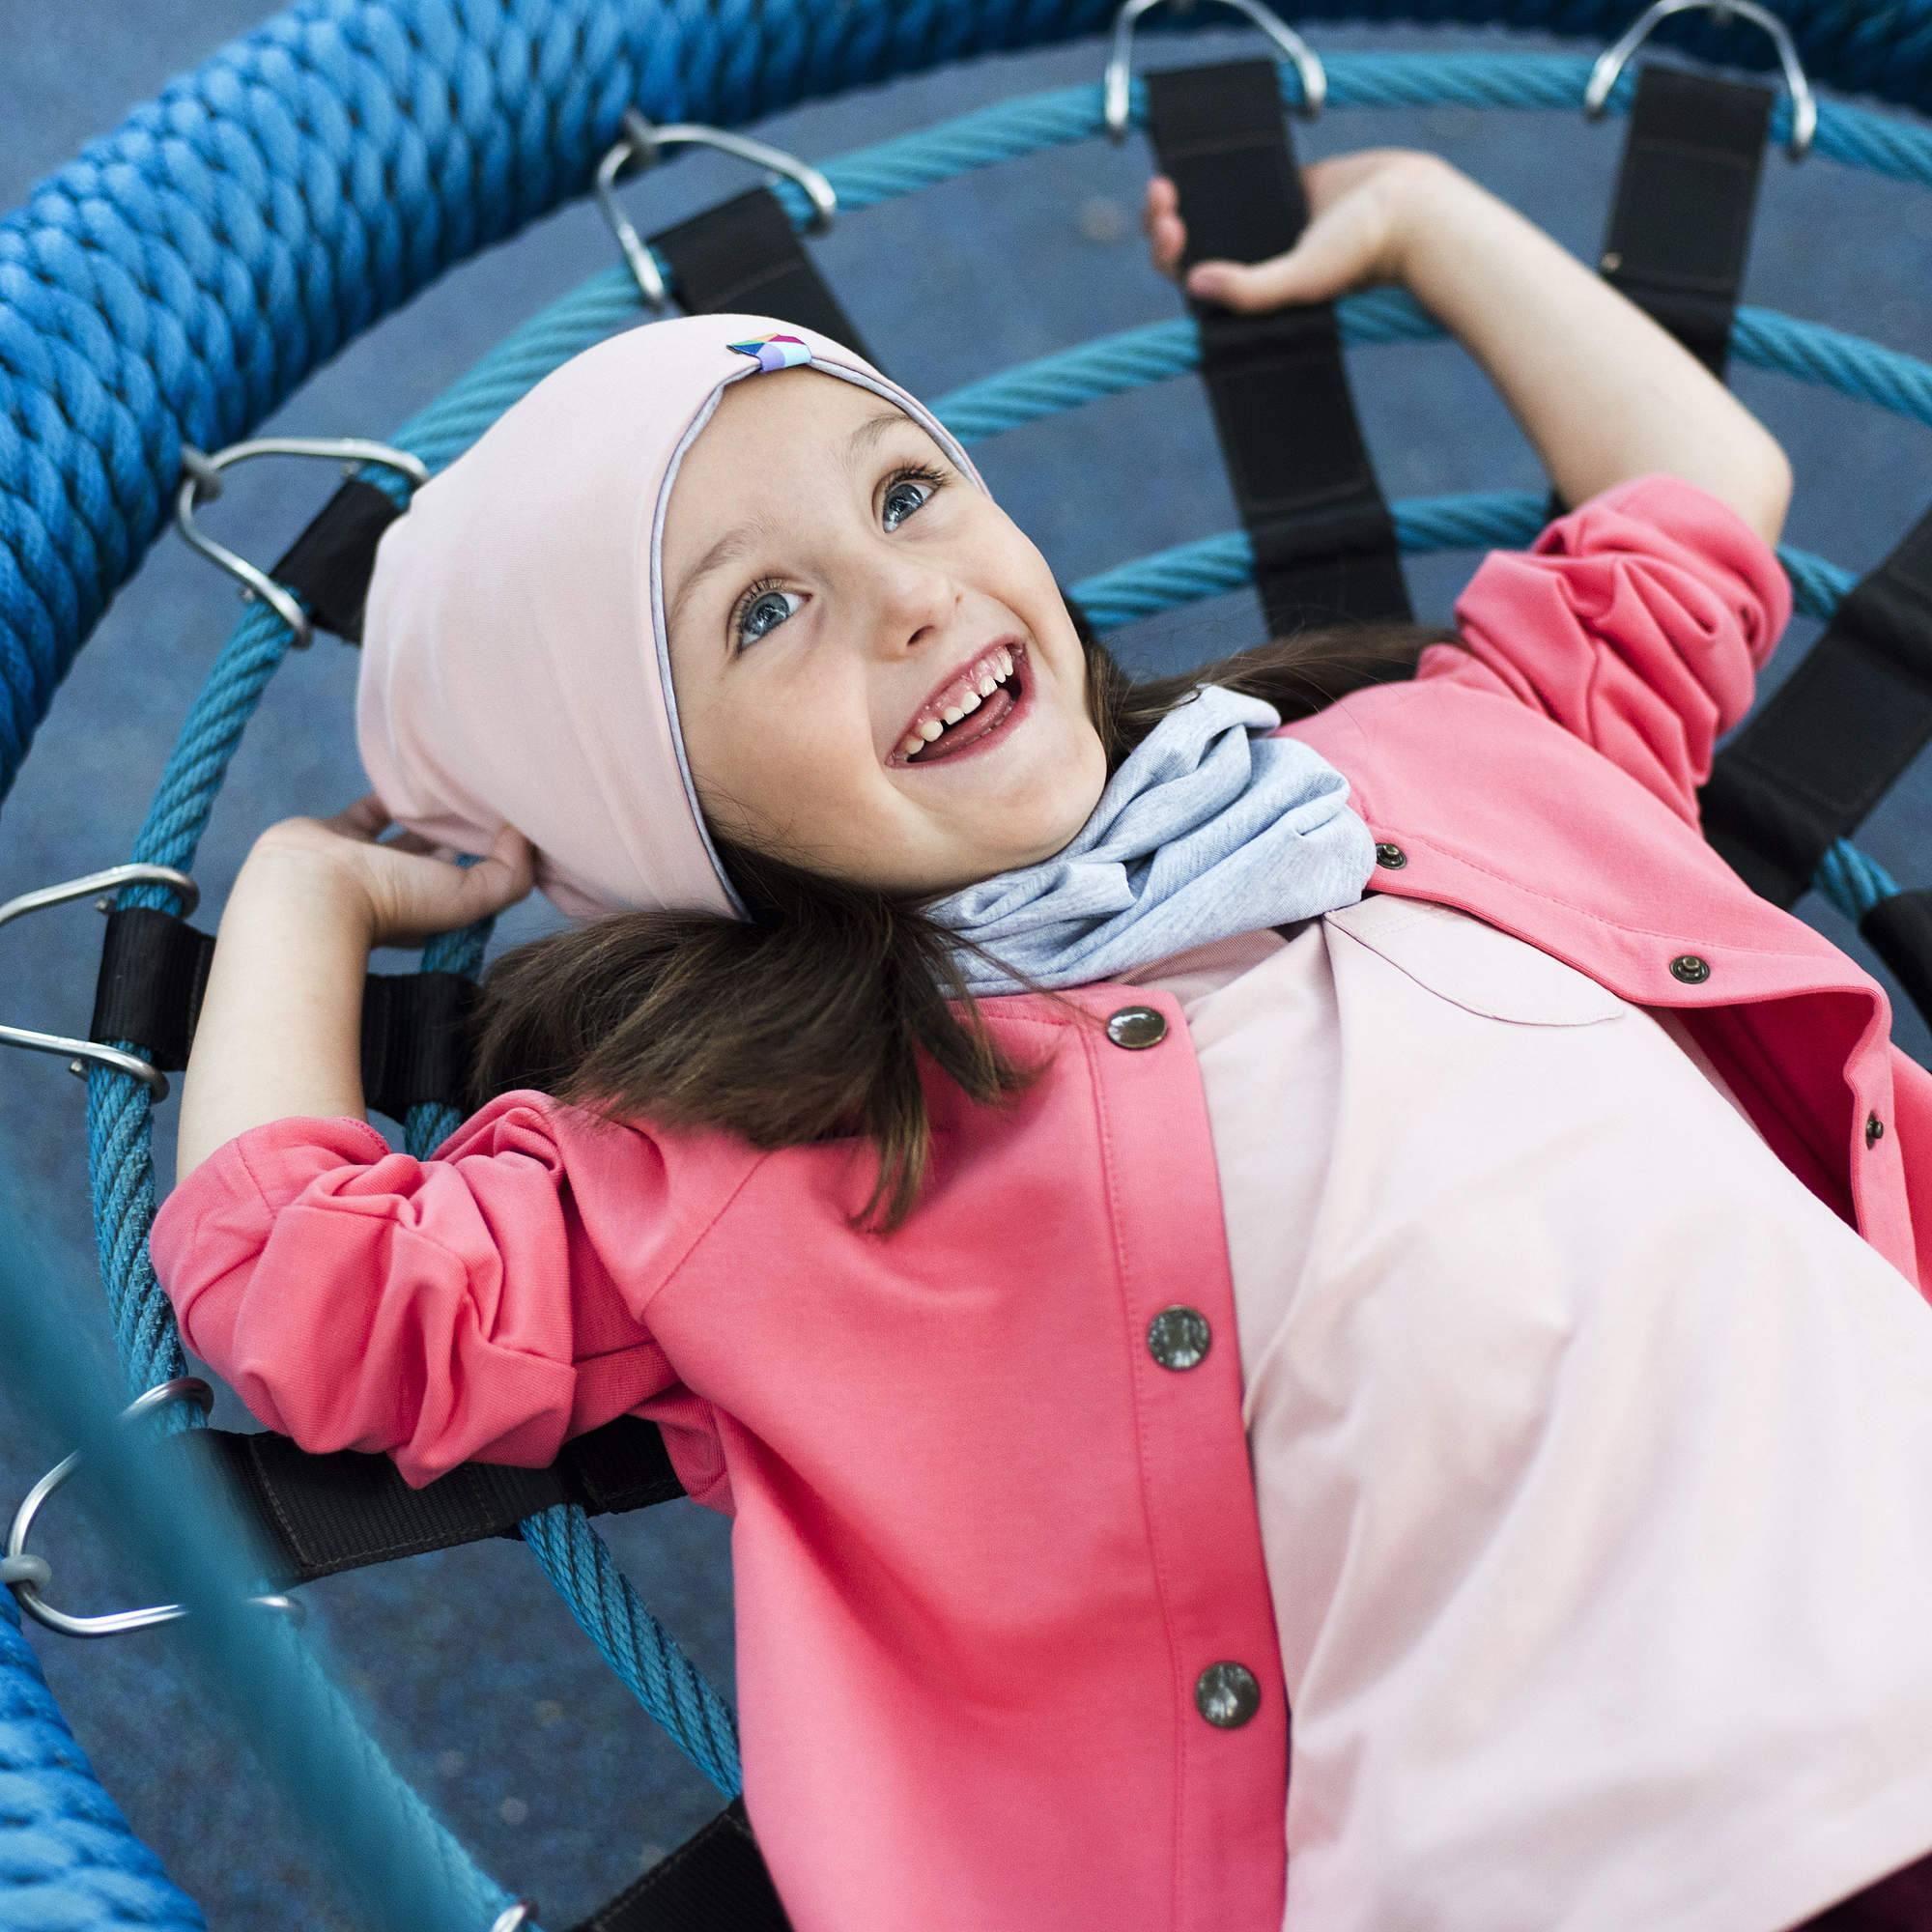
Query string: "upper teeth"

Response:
xmin=900 ymin=649 xmax=1016 ymax=758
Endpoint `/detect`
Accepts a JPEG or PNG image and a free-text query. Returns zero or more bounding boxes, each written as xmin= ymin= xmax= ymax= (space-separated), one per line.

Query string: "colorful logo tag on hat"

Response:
xmin=727 ymin=331 xmax=812 ymax=375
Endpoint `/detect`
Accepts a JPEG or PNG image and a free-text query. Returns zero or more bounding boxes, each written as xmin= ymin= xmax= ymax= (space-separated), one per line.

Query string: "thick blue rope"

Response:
xmin=0 ymin=1583 xmax=207 ymax=1931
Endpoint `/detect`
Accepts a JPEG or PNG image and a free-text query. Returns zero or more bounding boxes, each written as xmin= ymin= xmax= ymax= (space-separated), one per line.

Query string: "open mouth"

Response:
xmin=895 ymin=642 xmax=1029 ymax=768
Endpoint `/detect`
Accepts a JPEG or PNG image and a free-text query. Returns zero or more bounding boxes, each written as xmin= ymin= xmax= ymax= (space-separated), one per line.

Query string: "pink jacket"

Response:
xmin=149 ymin=474 xmax=1931 ymax=1932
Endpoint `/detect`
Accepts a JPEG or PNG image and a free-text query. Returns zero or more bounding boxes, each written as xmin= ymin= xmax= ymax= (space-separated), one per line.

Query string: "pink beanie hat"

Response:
xmin=355 ymin=314 xmax=989 ymax=923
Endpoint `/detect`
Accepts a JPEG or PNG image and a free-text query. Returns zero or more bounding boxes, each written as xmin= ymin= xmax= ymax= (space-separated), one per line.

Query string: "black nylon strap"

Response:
xmin=167 ymin=1415 xmax=685 ymax=1586
xmin=568 ymin=1798 xmax=792 ymax=1932
xmin=267 ymin=477 xmax=405 ymax=645
xmin=654 ymin=185 xmax=875 ymax=363
xmin=1863 ymin=891 xmax=1932 ymax=1032
xmin=90 ymin=906 xmax=479 ymax=1122
xmin=1144 ymin=60 xmax=1409 ymax=636
xmin=1548 ymin=61 xmax=1772 ymax=518
xmin=1600 ymin=63 xmax=1773 ymax=383
xmin=1698 ymin=501 xmax=1932 ymax=910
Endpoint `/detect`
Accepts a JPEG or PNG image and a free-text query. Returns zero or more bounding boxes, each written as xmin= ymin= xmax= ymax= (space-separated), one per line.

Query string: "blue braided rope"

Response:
xmin=518 ymin=1507 xmax=741 ymax=1795
xmin=14 ymin=23 xmax=1932 ymax=800
xmin=937 ymin=297 xmax=1932 ymax=440
xmin=0 ymin=1586 xmax=206 ymax=1930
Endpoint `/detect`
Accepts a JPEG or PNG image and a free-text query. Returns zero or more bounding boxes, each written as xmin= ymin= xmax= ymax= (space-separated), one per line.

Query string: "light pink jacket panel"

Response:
xmin=147 ymin=475 xmax=1929 ymax=1932
xmin=1132 ymin=900 xmax=1932 ymax=1932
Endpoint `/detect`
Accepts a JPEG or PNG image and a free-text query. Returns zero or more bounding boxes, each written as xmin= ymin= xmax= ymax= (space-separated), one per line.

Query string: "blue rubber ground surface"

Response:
xmin=3 ymin=8 xmax=1930 ymax=1928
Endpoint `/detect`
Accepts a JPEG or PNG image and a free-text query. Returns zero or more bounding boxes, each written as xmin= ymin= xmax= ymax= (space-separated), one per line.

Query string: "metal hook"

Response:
xmin=7 ymin=1378 xmax=305 ymax=1639
xmin=592 ymin=109 xmax=839 ymax=310
xmin=1585 ymin=0 xmax=1817 ymax=160
xmin=0 ymin=863 xmax=199 ymax=1097
xmin=175 ymin=437 xmax=431 ymax=648
xmin=1104 ymin=0 xmax=1326 ymax=143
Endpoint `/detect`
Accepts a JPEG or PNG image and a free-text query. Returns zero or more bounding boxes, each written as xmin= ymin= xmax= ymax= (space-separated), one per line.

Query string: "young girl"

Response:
xmin=150 ymin=148 xmax=1932 ymax=1932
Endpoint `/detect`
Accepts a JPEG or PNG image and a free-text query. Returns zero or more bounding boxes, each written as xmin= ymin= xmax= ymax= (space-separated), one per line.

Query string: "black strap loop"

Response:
xmin=266 ymin=477 xmax=406 ymax=645
xmin=1699 ymin=500 xmax=1932 ymax=911
xmin=1145 ymin=59 xmax=1408 ymax=635
xmin=165 ymin=1414 xmax=684 ymax=1588
xmin=653 ymin=185 xmax=875 ymax=363
xmin=90 ymin=906 xmax=479 ymax=1122
xmin=1549 ymin=60 xmax=1773 ymax=518
xmin=567 ymin=1798 xmax=792 ymax=1932
xmin=1599 ymin=63 xmax=1774 ymax=384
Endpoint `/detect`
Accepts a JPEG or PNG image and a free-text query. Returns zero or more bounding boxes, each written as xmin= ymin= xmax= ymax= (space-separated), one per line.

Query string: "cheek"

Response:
xmin=691 ymin=672 xmax=881 ymax=838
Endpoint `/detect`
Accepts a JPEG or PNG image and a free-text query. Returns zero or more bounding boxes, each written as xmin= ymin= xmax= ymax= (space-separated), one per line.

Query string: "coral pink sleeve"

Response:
xmin=1428 ymin=473 xmax=1794 ymax=826
xmin=147 ymin=1093 xmax=724 ymax=1498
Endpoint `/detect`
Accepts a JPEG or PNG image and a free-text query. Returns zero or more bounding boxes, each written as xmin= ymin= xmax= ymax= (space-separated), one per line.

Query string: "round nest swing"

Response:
xmin=2 ymin=0 xmax=1931 ymax=1926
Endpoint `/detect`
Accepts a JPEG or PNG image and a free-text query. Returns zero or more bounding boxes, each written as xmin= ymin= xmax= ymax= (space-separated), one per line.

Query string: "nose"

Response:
xmin=867 ymin=546 xmax=958 ymax=659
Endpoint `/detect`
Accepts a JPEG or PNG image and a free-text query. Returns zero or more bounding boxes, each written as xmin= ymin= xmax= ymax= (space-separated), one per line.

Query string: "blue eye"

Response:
xmin=883 ymin=469 xmax=940 ymax=530
xmin=733 ymin=581 xmax=802 ymax=649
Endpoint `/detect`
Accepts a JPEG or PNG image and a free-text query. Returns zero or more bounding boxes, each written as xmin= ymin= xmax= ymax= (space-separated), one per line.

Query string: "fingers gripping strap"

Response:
xmin=1145 ymin=58 xmax=1409 ymax=637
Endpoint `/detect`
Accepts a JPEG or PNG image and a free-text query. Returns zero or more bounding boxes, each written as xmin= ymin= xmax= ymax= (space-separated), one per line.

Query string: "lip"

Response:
xmin=885 ymin=630 xmax=1028 ymax=757
xmin=893 ymin=645 xmax=1036 ymax=773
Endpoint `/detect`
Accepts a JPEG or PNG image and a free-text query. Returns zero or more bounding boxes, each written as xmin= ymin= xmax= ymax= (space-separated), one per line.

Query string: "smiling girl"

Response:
xmin=150 ymin=149 xmax=1932 ymax=1932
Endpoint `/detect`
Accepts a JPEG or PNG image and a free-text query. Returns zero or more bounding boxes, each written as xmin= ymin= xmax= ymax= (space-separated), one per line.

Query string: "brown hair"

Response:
xmin=465 ymin=599 xmax=1466 ymax=1232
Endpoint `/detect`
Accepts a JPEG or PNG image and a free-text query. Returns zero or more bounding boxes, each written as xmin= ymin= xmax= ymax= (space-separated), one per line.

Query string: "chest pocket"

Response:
xmin=1320 ymin=894 xmax=1628 ymax=1028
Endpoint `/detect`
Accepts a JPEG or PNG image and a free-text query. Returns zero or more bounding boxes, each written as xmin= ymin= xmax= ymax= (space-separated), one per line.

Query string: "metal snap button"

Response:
xmin=1106 ymin=1005 xmax=1167 ymax=1049
xmin=1867 ymin=1113 xmax=1886 ymax=1148
xmin=1147 ymin=1306 xmax=1211 ymax=1371
xmin=1374 ymin=842 xmax=1407 ymax=869
xmin=1669 ymin=954 xmax=1711 ymax=984
xmin=1195 ymin=1662 xmax=1261 ymax=1729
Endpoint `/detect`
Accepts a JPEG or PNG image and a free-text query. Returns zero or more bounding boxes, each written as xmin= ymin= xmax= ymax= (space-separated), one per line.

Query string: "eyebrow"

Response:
xmin=665 ymin=408 xmax=927 ymax=644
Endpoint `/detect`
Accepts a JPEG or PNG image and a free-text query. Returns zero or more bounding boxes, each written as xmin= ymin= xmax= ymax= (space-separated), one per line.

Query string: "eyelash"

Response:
xmin=728 ymin=462 xmax=950 ymax=651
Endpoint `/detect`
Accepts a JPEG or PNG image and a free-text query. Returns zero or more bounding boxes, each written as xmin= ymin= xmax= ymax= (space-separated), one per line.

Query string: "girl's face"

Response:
xmin=662 ymin=369 xmax=1107 ymax=897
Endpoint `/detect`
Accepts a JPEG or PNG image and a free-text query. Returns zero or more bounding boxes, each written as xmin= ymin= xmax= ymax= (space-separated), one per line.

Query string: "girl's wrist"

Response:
xmin=239 ymin=834 xmax=381 ymax=945
xmin=1384 ymin=154 xmax=1482 ymax=291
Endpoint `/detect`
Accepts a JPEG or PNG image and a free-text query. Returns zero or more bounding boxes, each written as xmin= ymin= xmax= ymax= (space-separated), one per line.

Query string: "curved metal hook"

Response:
xmin=7 ymin=1378 xmax=304 ymax=1638
xmin=593 ymin=110 xmax=839 ymax=310
xmin=0 ymin=863 xmax=199 ymax=1097
xmin=1585 ymin=0 xmax=1816 ymax=160
xmin=1104 ymin=0 xmax=1326 ymax=143
xmin=175 ymin=437 xmax=431 ymax=648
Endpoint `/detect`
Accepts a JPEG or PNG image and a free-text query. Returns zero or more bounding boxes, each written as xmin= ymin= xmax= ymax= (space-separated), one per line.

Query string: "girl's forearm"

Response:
xmin=175 ymin=852 xmax=375 ymax=1186
xmin=1397 ymin=160 xmax=1792 ymax=545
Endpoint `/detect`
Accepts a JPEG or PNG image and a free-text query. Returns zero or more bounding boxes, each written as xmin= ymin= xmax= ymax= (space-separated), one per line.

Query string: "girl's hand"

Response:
xmin=1143 ymin=147 xmax=1449 ymax=312
xmin=251 ymin=793 xmax=536 ymax=950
